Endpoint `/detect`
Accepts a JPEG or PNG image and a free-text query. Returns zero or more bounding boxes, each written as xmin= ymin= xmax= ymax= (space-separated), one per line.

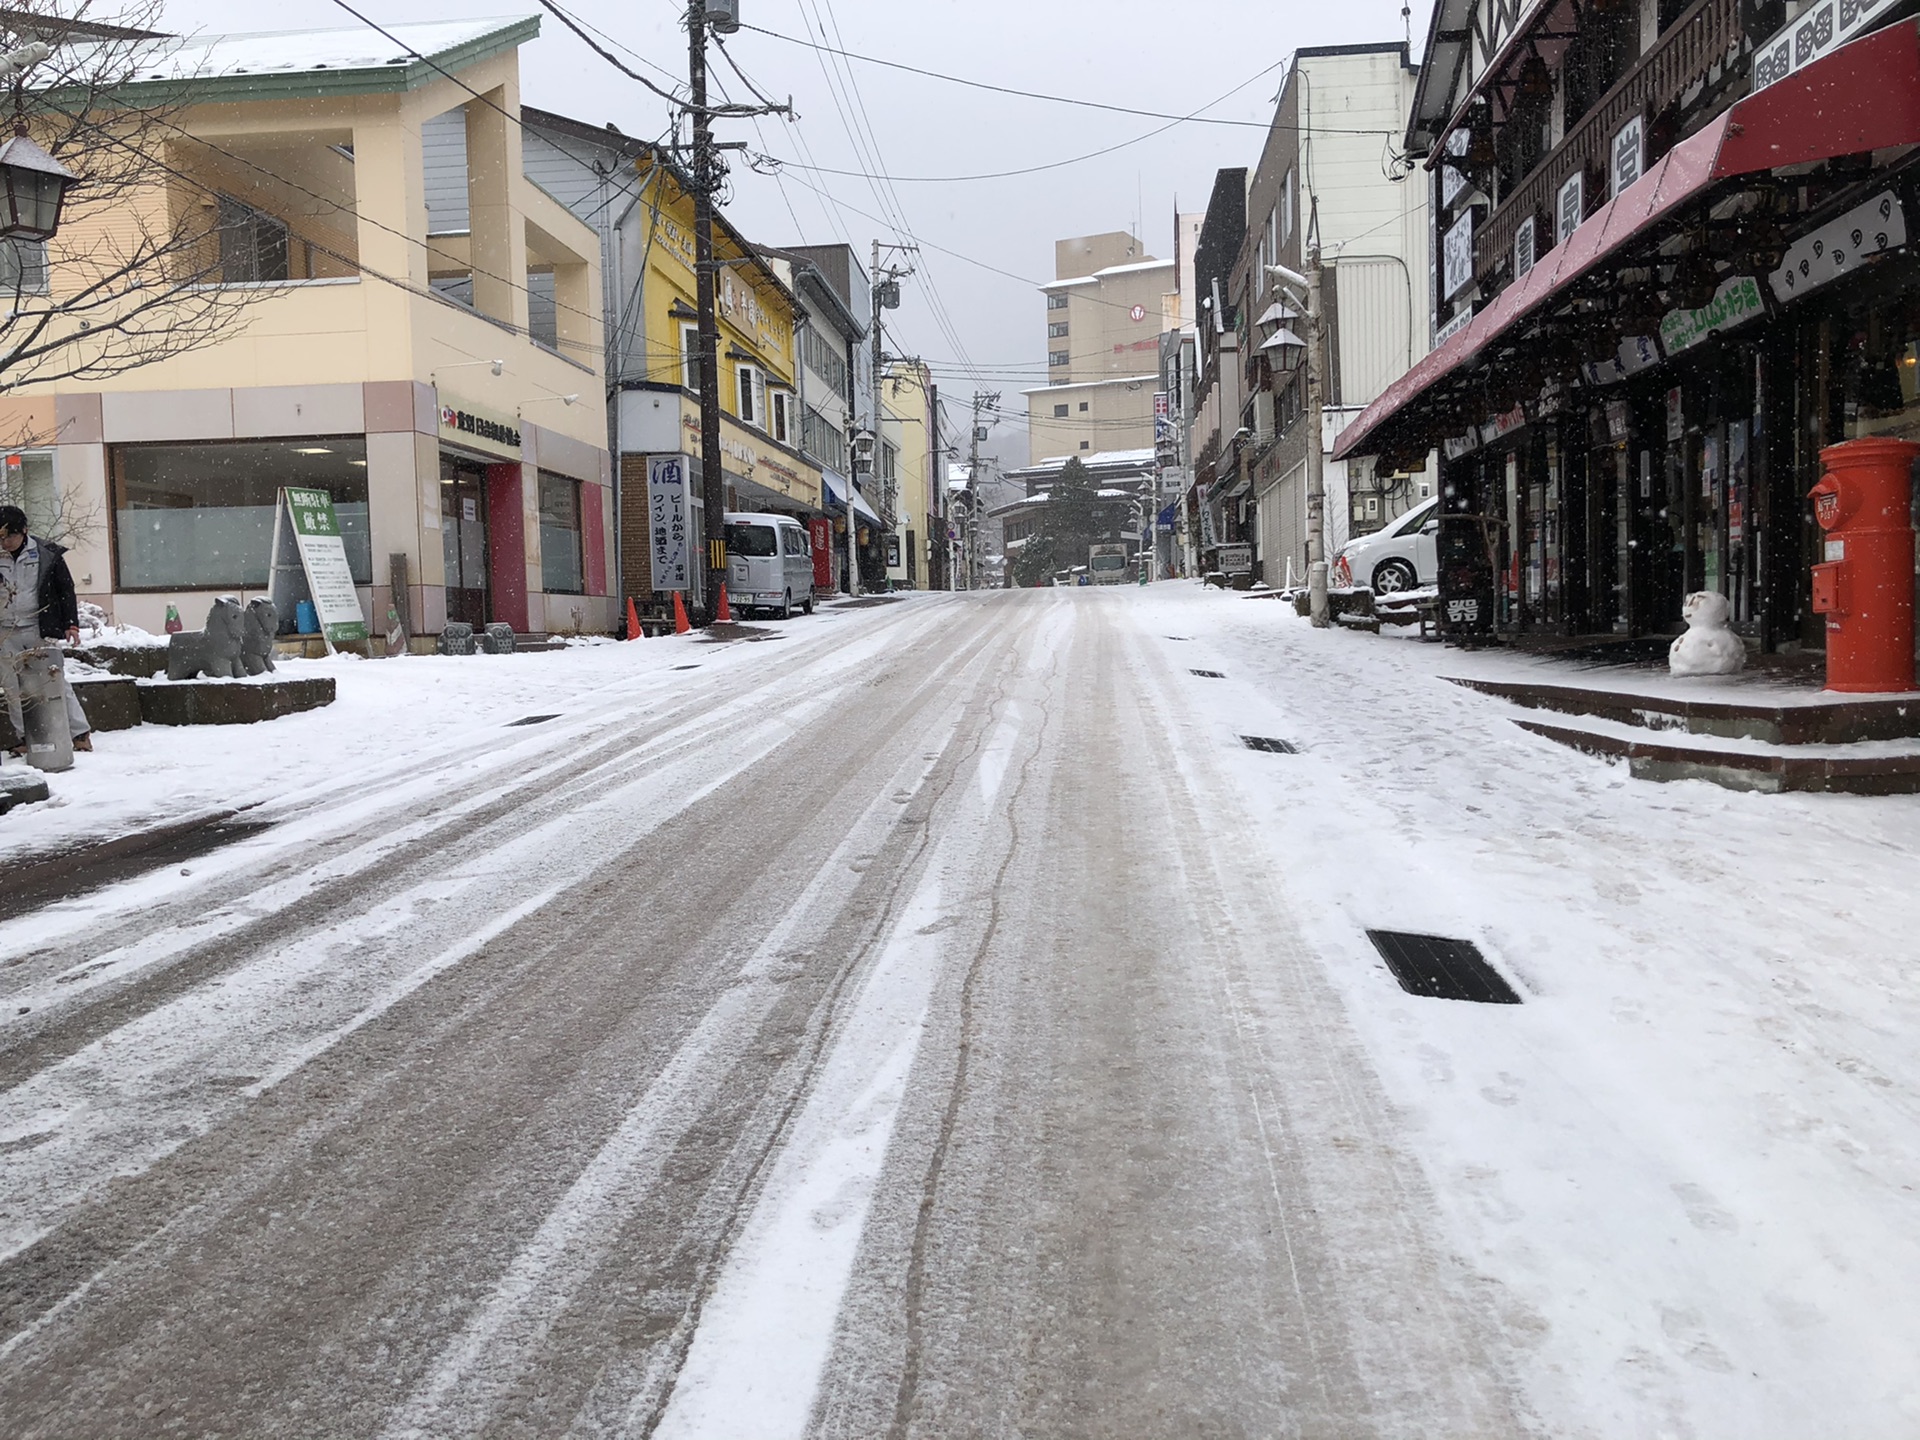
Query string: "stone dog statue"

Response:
xmin=167 ymin=597 xmax=252 ymax=681
xmin=241 ymin=598 xmax=279 ymax=675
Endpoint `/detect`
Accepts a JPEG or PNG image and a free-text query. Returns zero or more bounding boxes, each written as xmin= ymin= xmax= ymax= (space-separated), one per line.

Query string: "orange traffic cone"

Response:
xmin=715 ymin=583 xmax=734 ymax=623
xmin=625 ymin=597 xmax=643 ymax=640
xmin=672 ymin=591 xmax=691 ymax=635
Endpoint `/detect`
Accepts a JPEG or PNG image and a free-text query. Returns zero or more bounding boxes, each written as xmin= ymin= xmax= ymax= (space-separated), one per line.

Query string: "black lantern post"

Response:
xmin=0 ymin=131 xmax=74 ymax=242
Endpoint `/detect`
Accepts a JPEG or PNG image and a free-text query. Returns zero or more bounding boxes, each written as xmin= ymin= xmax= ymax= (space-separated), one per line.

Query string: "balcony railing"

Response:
xmin=1478 ymin=0 xmax=1744 ymax=283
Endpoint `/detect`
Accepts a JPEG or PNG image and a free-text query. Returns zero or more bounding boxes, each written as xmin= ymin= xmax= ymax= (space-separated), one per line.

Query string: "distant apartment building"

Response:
xmin=1025 ymin=232 xmax=1172 ymax=461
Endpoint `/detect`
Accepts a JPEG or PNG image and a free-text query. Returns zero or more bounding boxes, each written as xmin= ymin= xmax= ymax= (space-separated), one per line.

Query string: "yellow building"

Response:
xmin=879 ymin=359 xmax=938 ymax=589
xmin=595 ymin=141 xmax=822 ymax=604
xmin=1 ymin=17 xmax=615 ymax=637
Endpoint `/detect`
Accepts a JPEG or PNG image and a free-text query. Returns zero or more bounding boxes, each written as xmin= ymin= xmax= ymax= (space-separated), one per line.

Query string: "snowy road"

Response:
xmin=3 ymin=587 xmax=1916 ymax=1437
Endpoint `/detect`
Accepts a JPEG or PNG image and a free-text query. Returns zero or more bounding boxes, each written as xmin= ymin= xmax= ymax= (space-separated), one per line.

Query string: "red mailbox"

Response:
xmin=1809 ymin=437 xmax=1920 ymax=694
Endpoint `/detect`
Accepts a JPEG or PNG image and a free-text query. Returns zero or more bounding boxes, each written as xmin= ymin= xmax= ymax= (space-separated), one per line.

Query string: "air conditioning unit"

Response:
xmin=705 ymin=0 xmax=740 ymax=34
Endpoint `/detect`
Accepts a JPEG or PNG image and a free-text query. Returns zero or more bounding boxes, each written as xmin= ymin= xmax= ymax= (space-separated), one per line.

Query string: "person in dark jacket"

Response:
xmin=0 ymin=505 xmax=90 ymax=753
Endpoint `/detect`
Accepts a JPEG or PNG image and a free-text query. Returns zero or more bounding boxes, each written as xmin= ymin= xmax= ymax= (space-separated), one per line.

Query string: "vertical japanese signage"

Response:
xmin=648 ymin=454 xmax=693 ymax=592
xmin=1612 ymin=115 xmax=1645 ymax=198
xmin=1439 ymin=127 xmax=1470 ymax=208
xmin=1556 ymin=172 xmax=1584 ymax=246
xmin=271 ymin=487 xmax=367 ymax=650
xmin=1514 ymin=216 xmax=1537 ymax=279
xmin=1443 ymin=210 xmax=1476 ymax=300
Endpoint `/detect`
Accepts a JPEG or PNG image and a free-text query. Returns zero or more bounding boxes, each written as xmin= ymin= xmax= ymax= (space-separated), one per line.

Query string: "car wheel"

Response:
xmin=781 ymin=590 xmax=792 ymax=619
xmin=803 ymin=593 xmax=815 ymax=615
xmin=1371 ymin=558 xmax=1418 ymax=594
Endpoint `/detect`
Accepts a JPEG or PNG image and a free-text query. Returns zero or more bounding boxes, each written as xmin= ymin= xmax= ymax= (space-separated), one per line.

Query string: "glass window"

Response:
xmin=217 ymin=195 xmax=289 ymax=285
xmin=527 ymin=271 xmax=558 ymax=350
xmin=112 ymin=439 xmax=371 ymax=589
xmin=1049 ymin=351 xmax=1070 ymax=367
xmin=0 ymin=239 xmax=48 ymax=298
xmin=681 ymin=323 xmax=701 ymax=390
xmin=1047 ymin=293 xmax=1069 ymax=310
xmin=1048 ymin=322 xmax=1069 ymax=338
xmin=1053 ymin=404 xmax=1068 ymax=417
xmin=2 ymin=451 xmax=55 ymax=533
xmin=538 ymin=472 xmax=583 ymax=594
xmin=725 ymin=521 xmax=778 ymax=556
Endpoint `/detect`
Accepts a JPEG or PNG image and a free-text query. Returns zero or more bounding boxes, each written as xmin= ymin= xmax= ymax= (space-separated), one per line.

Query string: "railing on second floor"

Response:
xmin=1478 ymin=0 xmax=1744 ymax=284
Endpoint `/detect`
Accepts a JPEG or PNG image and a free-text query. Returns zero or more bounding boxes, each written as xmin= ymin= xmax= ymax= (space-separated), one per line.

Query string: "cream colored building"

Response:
xmin=1026 ymin=231 xmax=1172 ymax=460
xmin=2 ymin=17 xmax=615 ymax=638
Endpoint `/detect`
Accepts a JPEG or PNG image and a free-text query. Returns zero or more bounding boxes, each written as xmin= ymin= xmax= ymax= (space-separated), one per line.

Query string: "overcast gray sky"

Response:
xmin=159 ymin=0 xmax=1429 ymax=461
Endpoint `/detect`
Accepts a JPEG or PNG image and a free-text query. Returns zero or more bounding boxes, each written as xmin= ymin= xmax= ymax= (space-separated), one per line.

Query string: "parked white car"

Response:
xmin=1333 ymin=495 xmax=1438 ymax=594
xmin=724 ymin=512 xmax=815 ymax=618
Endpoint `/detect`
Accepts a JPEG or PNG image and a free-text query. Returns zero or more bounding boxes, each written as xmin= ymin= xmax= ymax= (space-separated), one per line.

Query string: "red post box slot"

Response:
xmin=1811 ymin=561 xmax=1844 ymax=616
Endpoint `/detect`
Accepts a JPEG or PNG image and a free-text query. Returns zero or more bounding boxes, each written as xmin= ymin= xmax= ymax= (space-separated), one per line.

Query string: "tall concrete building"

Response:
xmin=1025 ymin=231 xmax=1173 ymax=462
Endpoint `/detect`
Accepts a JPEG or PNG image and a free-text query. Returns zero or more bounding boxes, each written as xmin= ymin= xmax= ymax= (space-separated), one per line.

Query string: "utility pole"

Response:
xmin=1305 ymin=243 xmax=1329 ymax=628
xmin=687 ymin=5 xmax=727 ymax=624
xmin=681 ymin=3 xmax=788 ymax=623
xmin=857 ymin=239 xmax=915 ymax=594
xmin=967 ymin=390 xmax=998 ymax=590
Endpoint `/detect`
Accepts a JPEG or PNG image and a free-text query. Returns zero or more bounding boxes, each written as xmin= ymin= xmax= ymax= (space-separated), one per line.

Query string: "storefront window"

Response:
xmin=113 ymin=439 xmax=371 ymax=590
xmin=538 ymin=472 xmax=583 ymax=594
xmin=3 ymin=451 xmax=55 ymax=534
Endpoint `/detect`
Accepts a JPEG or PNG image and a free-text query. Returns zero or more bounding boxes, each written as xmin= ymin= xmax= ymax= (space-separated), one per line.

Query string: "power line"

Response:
xmin=738 ymin=23 xmax=1391 ymax=134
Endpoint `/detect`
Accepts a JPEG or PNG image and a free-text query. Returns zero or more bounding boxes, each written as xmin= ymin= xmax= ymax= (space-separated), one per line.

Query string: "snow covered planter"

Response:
xmin=1668 ymin=591 xmax=1746 ymax=677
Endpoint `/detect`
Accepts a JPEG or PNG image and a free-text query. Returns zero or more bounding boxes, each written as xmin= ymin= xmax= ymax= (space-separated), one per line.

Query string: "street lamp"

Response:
xmin=0 ymin=131 xmax=73 ymax=243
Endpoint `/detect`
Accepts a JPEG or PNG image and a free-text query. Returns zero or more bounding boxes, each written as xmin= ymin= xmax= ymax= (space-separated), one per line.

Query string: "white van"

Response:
xmin=723 ymin=512 xmax=815 ymax=618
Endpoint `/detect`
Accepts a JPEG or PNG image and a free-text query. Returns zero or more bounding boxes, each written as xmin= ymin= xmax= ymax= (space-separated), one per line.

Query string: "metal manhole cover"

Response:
xmin=1190 ymin=669 xmax=1225 ymax=679
xmin=1365 ymin=930 xmax=1521 ymax=1004
xmin=1241 ymin=735 xmax=1297 ymax=753
xmin=508 ymin=714 xmax=560 ymax=727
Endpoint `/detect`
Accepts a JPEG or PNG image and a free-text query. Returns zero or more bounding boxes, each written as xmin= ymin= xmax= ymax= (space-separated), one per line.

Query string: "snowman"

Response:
xmin=1669 ymin=590 xmax=1746 ymax=677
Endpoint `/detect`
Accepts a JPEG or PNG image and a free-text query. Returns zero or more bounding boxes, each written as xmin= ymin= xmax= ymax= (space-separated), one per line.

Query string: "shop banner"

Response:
xmin=1659 ymin=275 xmax=1766 ymax=356
xmin=1769 ymin=190 xmax=1906 ymax=304
xmin=648 ymin=454 xmax=693 ymax=592
xmin=269 ymin=487 xmax=367 ymax=650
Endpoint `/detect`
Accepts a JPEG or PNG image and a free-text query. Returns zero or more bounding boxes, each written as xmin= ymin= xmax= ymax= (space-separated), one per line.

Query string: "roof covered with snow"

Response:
xmin=1040 ymin=257 xmax=1176 ymax=291
xmin=97 ymin=16 xmax=540 ymax=100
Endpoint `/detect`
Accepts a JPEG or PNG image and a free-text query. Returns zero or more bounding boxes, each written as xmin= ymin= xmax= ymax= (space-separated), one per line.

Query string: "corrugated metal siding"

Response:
xmin=424 ymin=108 xmax=468 ymax=233
xmin=521 ymin=129 xmax=610 ymax=219
xmin=1335 ymin=257 xmax=1414 ymax=408
xmin=1256 ymin=461 xmax=1305 ymax=588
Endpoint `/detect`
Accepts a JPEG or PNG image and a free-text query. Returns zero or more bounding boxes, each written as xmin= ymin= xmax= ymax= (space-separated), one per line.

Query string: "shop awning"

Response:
xmin=1333 ymin=18 xmax=1920 ymax=463
xmin=823 ymin=469 xmax=882 ymax=526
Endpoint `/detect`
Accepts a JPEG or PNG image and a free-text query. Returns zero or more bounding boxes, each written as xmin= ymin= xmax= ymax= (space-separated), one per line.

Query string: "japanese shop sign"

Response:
xmin=1769 ymin=191 xmax=1907 ymax=304
xmin=1659 ymin=275 xmax=1766 ymax=356
xmin=1752 ymin=0 xmax=1900 ymax=92
xmin=270 ymin=487 xmax=367 ymax=650
xmin=648 ymin=453 xmax=693 ymax=592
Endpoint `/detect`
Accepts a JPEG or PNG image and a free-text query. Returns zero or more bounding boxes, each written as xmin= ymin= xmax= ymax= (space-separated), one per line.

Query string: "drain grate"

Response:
xmin=671 ymin=664 xmax=700 ymax=671
xmin=1365 ymin=930 xmax=1520 ymax=1004
xmin=1241 ymin=735 xmax=1297 ymax=753
xmin=1190 ymin=669 xmax=1226 ymax=679
xmin=1166 ymin=635 xmax=1192 ymax=641
xmin=508 ymin=713 xmax=560 ymax=727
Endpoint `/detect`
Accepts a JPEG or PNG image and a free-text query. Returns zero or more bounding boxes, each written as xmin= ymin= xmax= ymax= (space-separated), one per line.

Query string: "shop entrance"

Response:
xmin=441 ymin=453 xmax=490 ymax=625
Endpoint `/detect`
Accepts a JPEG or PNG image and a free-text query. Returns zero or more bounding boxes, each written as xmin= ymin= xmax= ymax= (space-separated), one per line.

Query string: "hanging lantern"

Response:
xmin=0 ymin=133 xmax=76 ymax=242
xmin=1516 ymin=53 xmax=1553 ymax=103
